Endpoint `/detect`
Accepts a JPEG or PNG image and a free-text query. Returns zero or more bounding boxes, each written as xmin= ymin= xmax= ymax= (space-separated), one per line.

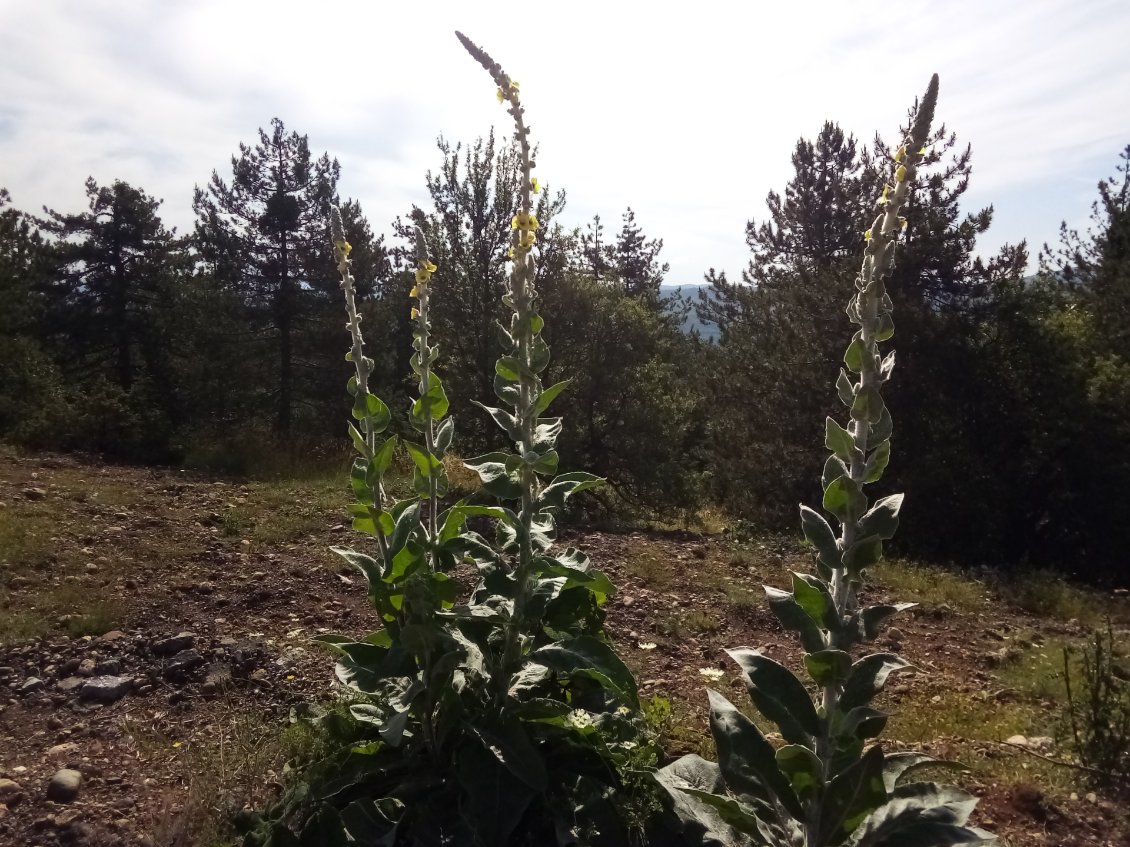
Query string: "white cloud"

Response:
xmin=1 ymin=0 xmax=1127 ymax=278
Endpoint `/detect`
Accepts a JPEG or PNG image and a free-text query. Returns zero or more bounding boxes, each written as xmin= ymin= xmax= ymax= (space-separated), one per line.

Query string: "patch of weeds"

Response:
xmin=883 ymin=685 xmax=1076 ymax=795
xmin=870 ymin=559 xmax=987 ymax=612
xmin=623 ymin=546 xmax=674 ymax=589
xmin=0 ymin=606 xmax=51 ymax=644
xmin=663 ymin=698 xmax=714 ymax=759
xmin=64 ymin=600 xmax=121 ymax=637
xmin=443 ymin=453 xmax=481 ymax=496
xmin=0 ymin=507 xmax=56 ymax=570
xmin=148 ymin=698 xmax=325 ymax=847
xmin=996 ymin=634 xmax=1075 ymax=702
xmin=244 ymin=478 xmax=345 ymax=545
xmin=704 ymin=573 xmax=759 ymax=609
xmin=999 ymin=569 xmax=1112 ymax=626
xmin=657 ymin=610 xmax=723 ymax=639
xmin=220 ymin=508 xmax=248 ymax=537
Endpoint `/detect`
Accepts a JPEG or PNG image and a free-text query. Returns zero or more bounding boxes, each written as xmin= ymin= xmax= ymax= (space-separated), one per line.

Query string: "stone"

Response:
xmin=46 ymin=769 xmax=82 ymax=803
xmin=79 ymin=675 xmax=132 ymax=704
xmin=77 ymin=658 xmax=96 ymax=677
xmin=0 ymin=778 xmax=23 ymax=805
xmin=92 ymin=659 xmax=121 ymax=676
xmin=98 ymin=630 xmax=127 ymax=643
xmin=46 ymin=741 xmax=81 ymax=761
xmin=164 ymin=649 xmax=205 ymax=679
xmin=151 ymin=632 xmax=195 ymax=656
xmin=58 ymin=676 xmax=84 ymax=693
xmin=1005 ymin=734 xmax=1028 ymax=747
xmin=22 ymin=486 xmax=48 ymax=500
xmin=21 ymin=677 xmax=45 ymax=694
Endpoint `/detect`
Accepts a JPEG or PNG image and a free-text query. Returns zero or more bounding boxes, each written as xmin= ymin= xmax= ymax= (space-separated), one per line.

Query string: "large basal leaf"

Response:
xmin=848 ymin=782 xmax=994 ymax=847
xmin=726 ymin=648 xmax=820 ymax=745
xmin=456 ymin=738 xmax=536 ymax=847
xmin=339 ymin=797 xmax=401 ymax=847
xmin=840 ymin=654 xmax=912 ymax=712
xmin=466 ymin=718 xmax=548 ymax=791
xmin=298 ymin=803 xmax=349 ymax=847
xmin=654 ymin=755 xmax=752 ymax=847
xmin=707 ymin=689 xmax=804 ymax=821
xmin=532 ymin=635 xmax=639 ymax=707
xmin=818 ymin=744 xmax=887 ymax=845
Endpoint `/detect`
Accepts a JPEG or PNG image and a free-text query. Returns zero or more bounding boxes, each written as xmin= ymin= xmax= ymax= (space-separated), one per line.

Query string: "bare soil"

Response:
xmin=1 ymin=450 xmax=1128 ymax=846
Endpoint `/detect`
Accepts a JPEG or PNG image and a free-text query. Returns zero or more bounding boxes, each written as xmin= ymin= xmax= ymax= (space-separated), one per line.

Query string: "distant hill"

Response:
xmin=660 ymin=283 xmax=720 ymax=341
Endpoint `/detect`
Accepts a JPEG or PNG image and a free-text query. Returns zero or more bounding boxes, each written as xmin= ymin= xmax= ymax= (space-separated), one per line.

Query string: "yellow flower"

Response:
xmin=415 ymin=268 xmax=430 ymax=284
xmin=530 ymin=177 xmax=540 ymax=194
xmin=496 ymin=87 xmax=506 ymax=103
xmin=334 ymin=239 xmax=352 ymax=255
xmin=520 ymin=231 xmax=537 ymax=249
xmin=877 ymin=184 xmax=891 ymax=206
xmin=422 ymin=260 xmax=437 ymax=274
xmin=895 ymin=165 xmax=907 ymax=182
xmin=411 ymin=307 xmax=419 ymax=320
xmin=409 ymin=285 xmax=418 ymax=298
xmin=917 ymin=146 xmax=927 ymax=156
xmin=510 ymin=80 xmax=519 ymax=93
xmin=863 ymin=229 xmax=873 ymax=242
xmin=511 ymin=211 xmax=539 ymax=231
xmin=894 ymin=145 xmax=907 ymax=164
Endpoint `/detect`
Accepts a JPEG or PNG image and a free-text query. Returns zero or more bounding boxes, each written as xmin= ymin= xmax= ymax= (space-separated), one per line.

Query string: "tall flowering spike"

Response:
xmin=456 ymin=32 xmax=606 ymax=703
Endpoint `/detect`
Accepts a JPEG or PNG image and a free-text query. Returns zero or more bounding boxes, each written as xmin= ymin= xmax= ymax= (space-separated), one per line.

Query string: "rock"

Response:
xmin=46 ymin=769 xmax=82 ymax=803
xmin=79 ymin=675 xmax=132 ymax=704
xmin=0 ymin=778 xmax=23 ymax=805
xmin=1005 ymin=734 xmax=1029 ymax=747
xmin=164 ymin=649 xmax=205 ymax=679
xmin=46 ymin=741 xmax=81 ymax=762
xmin=98 ymin=630 xmax=127 ymax=643
xmin=21 ymin=677 xmax=45 ymax=694
xmin=58 ymin=676 xmax=84 ymax=693
xmin=1085 ymin=791 xmax=1097 ymax=804
xmin=92 ymin=659 xmax=121 ymax=675
xmin=886 ymin=627 xmax=905 ymax=641
xmin=1027 ymin=736 xmax=1055 ymax=755
xmin=151 ymin=632 xmax=195 ymax=656
xmin=22 ymin=486 xmax=48 ymax=500
xmin=77 ymin=658 xmax=96 ymax=677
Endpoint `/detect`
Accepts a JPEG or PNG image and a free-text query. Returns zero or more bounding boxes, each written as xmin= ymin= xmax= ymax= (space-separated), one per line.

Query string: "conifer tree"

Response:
xmin=192 ymin=118 xmax=342 ymax=433
xmin=612 ymin=206 xmax=669 ymax=300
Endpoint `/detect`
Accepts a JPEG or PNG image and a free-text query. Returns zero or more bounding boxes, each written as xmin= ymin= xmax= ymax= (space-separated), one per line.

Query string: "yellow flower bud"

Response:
xmin=895 ymin=165 xmax=907 ymax=182
xmin=878 ymin=184 xmax=891 ymax=206
xmin=496 ymin=87 xmax=505 ymax=104
xmin=411 ymin=307 xmax=419 ymax=320
xmin=531 ymin=177 xmax=540 ymax=194
xmin=894 ymin=145 xmax=907 ymax=164
xmin=410 ymin=285 xmax=418 ymax=298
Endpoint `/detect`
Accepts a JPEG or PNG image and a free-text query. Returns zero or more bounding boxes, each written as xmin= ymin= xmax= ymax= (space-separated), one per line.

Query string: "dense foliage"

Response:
xmin=1 ymin=81 xmax=1129 ymax=579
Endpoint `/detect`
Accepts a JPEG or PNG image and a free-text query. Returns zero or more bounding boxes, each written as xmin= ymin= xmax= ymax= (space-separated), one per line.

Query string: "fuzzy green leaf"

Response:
xmin=863 ymin=441 xmax=890 ymax=484
xmin=826 ymin=418 xmax=856 ymax=461
xmin=842 ymin=535 xmax=883 ymax=575
xmin=727 ymin=648 xmax=820 ymax=745
xmin=859 ymin=494 xmax=903 ymax=541
xmin=348 ymin=422 xmax=370 ymax=459
xmin=819 ymin=744 xmax=888 ymax=844
xmin=466 ymin=718 xmax=548 ymax=791
xmin=372 ymin=435 xmax=398 ymax=477
xmin=465 ymin=453 xmax=522 ymax=500
xmin=792 ymin=572 xmax=840 ymax=631
xmin=707 ymin=689 xmax=805 ymax=820
xmin=844 ymin=334 xmax=868 ymax=373
xmin=533 ymin=635 xmax=639 ymax=707
xmin=841 ymin=653 xmax=912 ymax=712
xmin=804 ymin=649 xmax=853 ymax=687
xmin=869 ymin=406 xmax=893 ymax=444
xmin=823 ymin=455 xmax=849 ymax=491
xmin=434 ymin=417 xmax=454 ymax=453
xmin=851 ymin=384 xmax=884 ymax=424
xmin=473 ymin=402 xmax=522 ymax=441
xmin=876 ymin=312 xmax=894 ymax=342
xmin=535 ymin=380 xmax=571 ymax=415
xmin=800 ymin=505 xmax=841 ymax=572
xmin=538 ymin=471 xmax=603 ymax=511
xmin=776 ymin=744 xmax=824 ymax=801
xmin=824 ymin=475 xmax=867 ymax=524
xmin=837 ymin=370 xmax=855 ymax=406
xmin=764 ymin=586 xmax=827 ymax=653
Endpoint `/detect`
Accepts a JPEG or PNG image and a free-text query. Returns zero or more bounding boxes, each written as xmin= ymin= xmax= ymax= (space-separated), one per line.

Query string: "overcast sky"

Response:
xmin=2 ymin=0 xmax=1128 ymax=284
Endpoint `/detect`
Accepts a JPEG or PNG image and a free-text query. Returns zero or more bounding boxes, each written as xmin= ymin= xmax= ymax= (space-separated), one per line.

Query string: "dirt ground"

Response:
xmin=1 ymin=449 xmax=1128 ymax=846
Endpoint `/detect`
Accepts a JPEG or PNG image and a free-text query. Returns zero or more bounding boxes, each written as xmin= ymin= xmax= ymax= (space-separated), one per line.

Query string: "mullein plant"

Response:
xmin=245 ymin=38 xmax=657 ymax=847
xmin=657 ymin=76 xmax=997 ymax=847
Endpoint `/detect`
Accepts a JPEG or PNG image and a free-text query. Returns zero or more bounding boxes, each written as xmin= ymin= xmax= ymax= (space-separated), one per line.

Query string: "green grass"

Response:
xmin=996 ymin=569 xmax=1128 ymax=626
xmin=870 ymin=559 xmax=988 ymax=612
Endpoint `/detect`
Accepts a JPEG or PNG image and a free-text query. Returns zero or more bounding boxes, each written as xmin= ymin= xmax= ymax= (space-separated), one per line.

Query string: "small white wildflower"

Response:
xmin=566 ymin=709 xmax=593 ymax=730
xmin=638 ymin=641 xmax=658 ymax=651
xmin=699 ymin=667 xmax=725 ymax=682
xmin=616 ymin=706 xmax=630 ymax=716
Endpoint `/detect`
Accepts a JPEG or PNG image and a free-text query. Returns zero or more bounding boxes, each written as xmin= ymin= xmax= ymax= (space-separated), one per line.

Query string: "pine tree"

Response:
xmin=192 ymin=117 xmax=342 ymax=433
xmin=612 ymin=207 xmax=669 ymax=299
